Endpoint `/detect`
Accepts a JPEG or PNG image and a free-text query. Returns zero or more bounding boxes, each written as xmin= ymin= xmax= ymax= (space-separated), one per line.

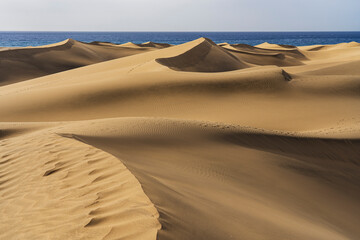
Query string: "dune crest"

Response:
xmin=0 ymin=124 xmax=160 ymax=240
xmin=156 ymin=38 xmax=250 ymax=72
xmin=0 ymin=39 xmax=158 ymax=86
xmin=139 ymin=41 xmax=172 ymax=48
xmin=221 ymin=44 xmax=304 ymax=67
xmin=256 ymin=42 xmax=297 ymax=49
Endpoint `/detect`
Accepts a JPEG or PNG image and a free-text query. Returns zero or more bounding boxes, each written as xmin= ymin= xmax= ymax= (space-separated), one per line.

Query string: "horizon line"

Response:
xmin=1 ymin=30 xmax=360 ymax=33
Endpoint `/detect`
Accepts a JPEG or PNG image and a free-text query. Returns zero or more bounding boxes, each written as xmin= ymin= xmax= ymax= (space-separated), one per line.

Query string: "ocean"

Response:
xmin=0 ymin=31 xmax=360 ymax=47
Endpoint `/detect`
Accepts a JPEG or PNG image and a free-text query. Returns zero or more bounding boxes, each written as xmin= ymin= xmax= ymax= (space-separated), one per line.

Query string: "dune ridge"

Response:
xmin=156 ymin=38 xmax=250 ymax=72
xmin=139 ymin=42 xmax=172 ymax=48
xmin=0 ymin=38 xmax=360 ymax=240
xmin=0 ymin=124 xmax=160 ymax=240
xmin=0 ymin=39 xmax=161 ymax=86
xmin=60 ymin=117 xmax=360 ymax=240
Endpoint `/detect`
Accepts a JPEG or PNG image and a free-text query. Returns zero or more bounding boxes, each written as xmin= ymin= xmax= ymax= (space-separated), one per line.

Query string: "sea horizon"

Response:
xmin=1 ymin=31 xmax=360 ymax=47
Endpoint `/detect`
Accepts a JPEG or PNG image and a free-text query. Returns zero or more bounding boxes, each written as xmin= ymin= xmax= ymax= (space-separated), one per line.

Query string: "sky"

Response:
xmin=0 ymin=0 xmax=359 ymax=31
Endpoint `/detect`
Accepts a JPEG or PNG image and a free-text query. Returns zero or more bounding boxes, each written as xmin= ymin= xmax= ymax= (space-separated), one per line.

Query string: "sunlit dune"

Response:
xmin=1 ymin=38 xmax=360 ymax=240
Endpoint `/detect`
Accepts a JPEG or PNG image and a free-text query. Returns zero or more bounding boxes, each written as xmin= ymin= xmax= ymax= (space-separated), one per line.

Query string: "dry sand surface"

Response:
xmin=0 ymin=39 xmax=162 ymax=86
xmin=0 ymin=38 xmax=360 ymax=240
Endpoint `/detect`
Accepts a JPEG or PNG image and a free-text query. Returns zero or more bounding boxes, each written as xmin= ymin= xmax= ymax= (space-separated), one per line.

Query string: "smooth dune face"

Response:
xmin=0 ymin=38 xmax=360 ymax=240
xmin=156 ymin=38 xmax=250 ymax=72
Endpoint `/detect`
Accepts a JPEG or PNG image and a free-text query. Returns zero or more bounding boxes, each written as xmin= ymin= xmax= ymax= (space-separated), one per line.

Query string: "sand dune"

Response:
xmin=221 ymin=44 xmax=304 ymax=66
xmin=59 ymin=117 xmax=360 ymax=240
xmin=256 ymin=42 xmax=298 ymax=49
xmin=0 ymin=123 xmax=160 ymax=240
xmin=0 ymin=38 xmax=360 ymax=240
xmin=119 ymin=41 xmax=172 ymax=49
xmin=0 ymin=39 xmax=158 ymax=86
xmin=156 ymin=38 xmax=250 ymax=72
xmin=139 ymin=42 xmax=172 ymax=48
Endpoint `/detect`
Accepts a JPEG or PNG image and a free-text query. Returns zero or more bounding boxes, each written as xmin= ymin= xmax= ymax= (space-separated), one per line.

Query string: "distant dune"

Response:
xmin=0 ymin=38 xmax=360 ymax=240
xmin=156 ymin=38 xmax=250 ymax=72
xmin=0 ymin=39 xmax=165 ymax=86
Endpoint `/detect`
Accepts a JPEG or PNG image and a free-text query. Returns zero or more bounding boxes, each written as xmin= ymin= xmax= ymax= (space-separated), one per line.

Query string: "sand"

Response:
xmin=0 ymin=39 xmax=164 ymax=86
xmin=0 ymin=38 xmax=360 ymax=240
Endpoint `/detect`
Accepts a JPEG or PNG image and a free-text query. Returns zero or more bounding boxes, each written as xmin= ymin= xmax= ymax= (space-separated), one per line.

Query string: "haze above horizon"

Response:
xmin=1 ymin=0 xmax=359 ymax=32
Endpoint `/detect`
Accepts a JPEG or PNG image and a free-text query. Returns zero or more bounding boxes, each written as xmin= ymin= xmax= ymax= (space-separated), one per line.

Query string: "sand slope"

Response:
xmin=156 ymin=38 xmax=250 ymax=72
xmin=61 ymin=118 xmax=360 ymax=240
xmin=0 ymin=39 xmax=159 ymax=86
xmin=0 ymin=124 xmax=160 ymax=240
xmin=0 ymin=38 xmax=360 ymax=240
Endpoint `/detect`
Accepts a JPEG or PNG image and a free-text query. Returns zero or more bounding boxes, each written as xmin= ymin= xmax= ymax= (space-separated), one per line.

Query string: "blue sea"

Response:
xmin=0 ymin=32 xmax=360 ymax=47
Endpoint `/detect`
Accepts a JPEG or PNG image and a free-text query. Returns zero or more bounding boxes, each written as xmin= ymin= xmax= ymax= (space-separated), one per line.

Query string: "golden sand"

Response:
xmin=0 ymin=38 xmax=359 ymax=240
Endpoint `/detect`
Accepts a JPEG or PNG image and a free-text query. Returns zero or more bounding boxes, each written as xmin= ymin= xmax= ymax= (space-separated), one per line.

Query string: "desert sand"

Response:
xmin=0 ymin=38 xmax=359 ymax=240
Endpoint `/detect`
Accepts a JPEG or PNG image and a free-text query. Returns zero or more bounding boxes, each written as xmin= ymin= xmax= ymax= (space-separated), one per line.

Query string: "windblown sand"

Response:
xmin=0 ymin=38 xmax=360 ymax=240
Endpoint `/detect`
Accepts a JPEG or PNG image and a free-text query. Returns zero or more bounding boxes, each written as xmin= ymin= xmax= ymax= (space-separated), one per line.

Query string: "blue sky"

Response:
xmin=1 ymin=0 xmax=359 ymax=31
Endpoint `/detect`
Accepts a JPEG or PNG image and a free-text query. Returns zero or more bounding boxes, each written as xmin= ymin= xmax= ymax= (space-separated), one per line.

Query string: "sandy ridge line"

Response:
xmin=0 ymin=128 xmax=160 ymax=240
xmin=52 ymin=117 xmax=360 ymax=240
xmin=1 ymin=116 xmax=359 ymax=142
